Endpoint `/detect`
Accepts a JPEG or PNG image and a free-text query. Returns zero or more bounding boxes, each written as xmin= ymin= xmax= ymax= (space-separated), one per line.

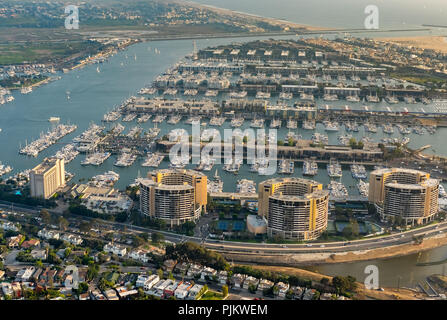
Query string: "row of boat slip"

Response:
xmin=327 ymin=160 xmax=342 ymax=178
xmin=81 ymin=152 xmax=111 ymax=166
xmin=19 ymin=124 xmax=78 ymax=157
xmin=205 ymin=90 xmax=219 ymax=97
xmin=207 ymin=171 xmax=224 ymax=193
xmin=381 ymin=137 xmax=410 ymax=145
xmin=209 ymin=116 xmax=226 ymax=126
xmin=250 ymin=118 xmax=264 ymax=128
xmin=230 ymin=118 xmax=244 ymax=127
xmin=126 ymin=126 xmax=143 ymax=138
xmin=114 ymin=151 xmax=138 ymax=167
xmin=302 ymin=120 xmax=316 ymax=130
xmin=351 ymin=164 xmax=367 ymax=179
xmin=103 ymin=110 xmax=121 ymax=122
xmin=137 ymin=114 xmax=152 ymax=123
xmin=223 ymin=158 xmax=243 ymax=173
xmin=110 ymin=123 xmax=125 ymax=135
xmin=236 ymin=179 xmax=256 ymax=194
xmin=53 ymin=143 xmax=80 ymax=164
xmin=357 ymin=179 xmax=369 ymax=198
xmin=196 ymin=156 xmax=216 ymax=172
xmin=328 ymin=180 xmax=349 ymax=200
xmin=141 ymin=152 xmax=165 ymax=167
xmin=138 ymin=87 xmax=157 ymax=95
xmin=122 ymin=113 xmax=138 ymax=122
xmin=0 ymin=162 xmax=13 ymax=177
xmin=184 ymin=89 xmax=198 ymax=96
xmin=167 ymin=115 xmax=182 ymax=124
xmin=169 ymin=155 xmax=190 ymax=169
xmin=270 ymin=119 xmax=282 ymax=129
xmin=302 ymin=160 xmax=318 ymax=176
xmin=163 ymin=88 xmax=178 ymax=95
xmin=0 ymin=94 xmax=14 ymax=105
xmin=311 ymin=133 xmax=329 ymax=144
xmin=278 ymin=159 xmax=294 ymax=174
xmin=286 ymin=119 xmax=297 ymax=129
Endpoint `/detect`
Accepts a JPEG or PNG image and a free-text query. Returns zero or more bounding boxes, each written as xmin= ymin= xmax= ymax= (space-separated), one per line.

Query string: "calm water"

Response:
xmin=193 ymin=0 xmax=447 ymax=31
xmin=1 ymin=34 xmax=447 ymax=287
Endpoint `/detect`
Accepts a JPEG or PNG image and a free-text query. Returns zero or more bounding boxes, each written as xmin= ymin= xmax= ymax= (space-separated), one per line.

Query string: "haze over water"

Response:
xmin=194 ymin=0 xmax=447 ymax=30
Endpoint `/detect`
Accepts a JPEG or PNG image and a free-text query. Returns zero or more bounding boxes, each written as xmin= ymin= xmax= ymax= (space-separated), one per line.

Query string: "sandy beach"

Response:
xmin=180 ymin=0 xmax=329 ymax=31
xmin=379 ymin=36 xmax=447 ymax=53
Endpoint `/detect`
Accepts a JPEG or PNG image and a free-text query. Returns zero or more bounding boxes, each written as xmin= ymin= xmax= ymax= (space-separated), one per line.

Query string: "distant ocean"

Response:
xmin=192 ymin=0 xmax=447 ymax=30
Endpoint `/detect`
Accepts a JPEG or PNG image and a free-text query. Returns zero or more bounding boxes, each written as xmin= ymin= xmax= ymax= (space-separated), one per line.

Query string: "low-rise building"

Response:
xmin=143 ymin=275 xmax=160 ymax=292
xmin=231 ymin=274 xmax=245 ymax=288
xmin=128 ymin=249 xmax=150 ymax=263
xmin=7 ymin=235 xmax=23 ymax=248
xmin=60 ymin=234 xmax=83 ymax=245
xmin=21 ymin=239 xmax=40 ymax=249
xmin=218 ymin=270 xmax=228 ymax=285
xmin=276 ymin=282 xmax=290 ymax=298
xmin=242 ymin=276 xmax=259 ymax=290
xmin=103 ymin=242 xmax=127 ymax=256
xmin=302 ymin=288 xmax=316 ymax=300
xmin=174 ymin=262 xmax=189 ymax=275
xmin=200 ymin=267 xmax=217 ymax=281
xmin=104 ymin=289 xmax=119 ymax=300
xmin=30 ymin=249 xmax=47 ymax=260
xmin=187 ymin=284 xmax=204 ymax=300
xmin=15 ymin=267 xmax=36 ymax=282
xmin=115 ymin=286 xmax=138 ymax=299
xmin=257 ymin=279 xmax=274 ymax=293
xmin=37 ymin=229 xmax=60 ymax=240
xmin=186 ymin=264 xmax=203 ymax=278
xmin=174 ymin=282 xmax=193 ymax=299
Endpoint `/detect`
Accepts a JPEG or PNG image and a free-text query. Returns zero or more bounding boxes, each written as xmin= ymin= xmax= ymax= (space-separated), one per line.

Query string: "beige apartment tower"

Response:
xmin=258 ymin=177 xmax=329 ymax=241
xmin=30 ymin=158 xmax=66 ymax=199
xmin=368 ymin=168 xmax=439 ymax=225
xmin=139 ymin=169 xmax=207 ymax=226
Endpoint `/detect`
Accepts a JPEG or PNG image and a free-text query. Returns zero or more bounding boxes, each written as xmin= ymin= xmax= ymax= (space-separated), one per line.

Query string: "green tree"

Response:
xmin=222 ymin=285 xmax=228 ymax=297
xmin=151 ymin=232 xmax=164 ymax=244
xmin=40 ymin=209 xmax=51 ymax=224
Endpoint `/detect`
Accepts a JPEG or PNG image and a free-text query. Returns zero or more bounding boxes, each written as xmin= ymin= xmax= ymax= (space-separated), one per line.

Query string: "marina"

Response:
xmin=141 ymin=152 xmax=164 ymax=167
xmin=327 ymin=160 xmax=342 ymax=178
xmin=81 ymin=152 xmax=111 ymax=166
xmin=19 ymin=124 xmax=77 ymax=157
xmin=303 ymin=160 xmax=318 ymax=176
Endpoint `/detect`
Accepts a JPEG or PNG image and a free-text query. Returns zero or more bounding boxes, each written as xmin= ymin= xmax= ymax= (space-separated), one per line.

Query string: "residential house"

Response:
xmin=115 ymin=286 xmax=138 ymax=299
xmin=163 ymin=280 xmax=180 ymax=298
xmin=30 ymin=248 xmax=47 ymax=260
xmin=60 ymin=234 xmax=83 ymax=245
xmin=7 ymin=235 xmax=23 ymax=248
xmin=15 ymin=266 xmax=36 ymax=282
xmin=143 ymin=275 xmax=160 ymax=292
xmin=104 ymin=288 xmax=119 ymax=300
xmin=103 ymin=242 xmax=127 ymax=257
xmin=128 ymin=249 xmax=149 ymax=263
xmin=174 ymin=282 xmax=193 ymax=299
xmin=186 ymin=264 xmax=203 ymax=278
xmin=302 ymin=288 xmax=317 ymax=300
xmin=242 ymin=276 xmax=259 ymax=290
xmin=257 ymin=279 xmax=274 ymax=293
xmin=218 ymin=270 xmax=228 ymax=285
xmin=162 ymin=259 xmax=176 ymax=273
xmin=231 ymin=273 xmax=245 ymax=288
xmin=276 ymin=282 xmax=290 ymax=298
xmin=200 ymin=267 xmax=217 ymax=281
xmin=174 ymin=262 xmax=189 ymax=276
xmin=37 ymin=229 xmax=60 ymax=240
xmin=186 ymin=284 xmax=204 ymax=300
xmin=21 ymin=239 xmax=40 ymax=249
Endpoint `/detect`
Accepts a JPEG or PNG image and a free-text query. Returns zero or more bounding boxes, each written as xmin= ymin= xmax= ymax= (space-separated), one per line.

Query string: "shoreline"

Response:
xmin=243 ymin=264 xmax=426 ymax=299
xmin=221 ymin=232 xmax=447 ymax=267
xmin=377 ymin=35 xmax=447 ymax=53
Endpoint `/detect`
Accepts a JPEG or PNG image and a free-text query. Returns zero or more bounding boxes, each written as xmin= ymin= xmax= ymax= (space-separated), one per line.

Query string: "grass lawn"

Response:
xmin=200 ymin=290 xmax=224 ymax=300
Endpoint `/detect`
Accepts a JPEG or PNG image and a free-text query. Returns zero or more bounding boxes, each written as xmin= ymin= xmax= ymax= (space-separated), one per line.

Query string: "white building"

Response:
xmin=37 ymin=229 xmax=60 ymax=240
xmin=103 ymin=242 xmax=127 ymax=256
xmin=186 ymin=284 xmax=204 ymax=300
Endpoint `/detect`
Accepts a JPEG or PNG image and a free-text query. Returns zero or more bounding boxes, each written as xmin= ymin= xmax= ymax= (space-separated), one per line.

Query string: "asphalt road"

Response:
xmin=1 ymin=201 xmax=447 ymax=256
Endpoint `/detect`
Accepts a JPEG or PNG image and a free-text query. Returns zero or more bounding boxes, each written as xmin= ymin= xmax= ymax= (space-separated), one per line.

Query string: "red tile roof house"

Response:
xmin=21 ymin=239 xmax=41 ymax=249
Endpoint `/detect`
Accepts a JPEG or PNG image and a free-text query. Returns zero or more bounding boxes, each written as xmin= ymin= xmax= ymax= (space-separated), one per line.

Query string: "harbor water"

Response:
xmin=1 ymin=35 xmax=447 ymax=287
